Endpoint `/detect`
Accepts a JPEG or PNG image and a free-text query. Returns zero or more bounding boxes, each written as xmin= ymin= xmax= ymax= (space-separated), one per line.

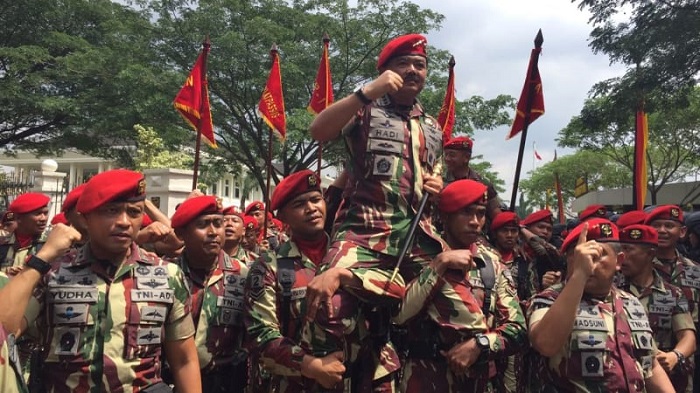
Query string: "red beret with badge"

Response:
xmin=644 ymin=205 xmax=684 ymax=225
xmin=270 ymin=169 xmax=322 ymax=211
xmin=616 ymin=210 xmax=647 ymax=229
xmin=77 ymin=169 xmax=146 ymax=214
xmin=50 ymin=212 xmax=68 ymax=226
xmin=171 ymin=195 xmax=222 ymax=229
xmin=62 ymin=183 xmax=87 ymax=212
xmin=620 ymin=224 xmax=658 ymax=246
xmin=9 ymin=192 xmax=50 ymax=214
xmin=377 ymin=33 xmax=428 ymax=70
xmin=244 ymin=201 xmax=264 ymax=216
xmin=443 ymin=136 xmax=473 ymax=153
xmin=272 ymin=218 xmax=284 ymax=231
xmin=222 ymin=205 xmax=242 ymax=218
xmin=521 ymin=209 xmax=553 ymax=227
xmin=579 ymin=204 xmax=607 ymax=221
xmin=243 ymin=215 xmax=259 ymax=231
xmin=491 ymin=211 xmax=520 ymax=232
xmin=561 ymin=218 xmax=619 ymax=253
xmin=438 ymin=179 xmax=488 ymax=213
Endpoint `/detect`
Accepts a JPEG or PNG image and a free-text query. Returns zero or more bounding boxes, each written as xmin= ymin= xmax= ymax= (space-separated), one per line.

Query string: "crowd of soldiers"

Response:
xmin=0 ymin=33 xmax=699 ymax=393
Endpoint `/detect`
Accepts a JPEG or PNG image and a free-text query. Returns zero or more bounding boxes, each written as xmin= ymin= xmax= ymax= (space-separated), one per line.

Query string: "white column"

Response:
xmin=69 ymin=164 xmax=76 ymax=189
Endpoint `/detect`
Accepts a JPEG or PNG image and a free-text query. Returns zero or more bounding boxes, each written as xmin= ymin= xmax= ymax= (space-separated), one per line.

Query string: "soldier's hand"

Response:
xmin=6 ymin=265 xmax=24 ymax=276
xmin=423 ymin=173 xmax=443 ymax=198
xmin=363 ymin=70 xmax=403 ymax=100
xmin=137 ymin=221 xmax=172 ymax=244
xmin=36 ymin=223 xmax=81 ymax=263
xmin=301 ymin=351 xmax=345 ymax=389
xmin=541 ymin=271 xmax=562 ymax=289
xmin=431 ymin=250 xmax=477 ymax=276
xmin=441 ymin=338 xmax=480 ymax=374
xmin=656 ymin=351 xmax=678 ymax=372
xmin=258 ymin=239 xmax=270 ymax=252
xmin=306 ymin=268 xmax=343 ymax=322
xmin=570 ymin=224 xmax=597 ymax=282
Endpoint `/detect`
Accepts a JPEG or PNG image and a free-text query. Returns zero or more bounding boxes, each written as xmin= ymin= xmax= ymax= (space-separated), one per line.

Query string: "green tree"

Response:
xmin=133 ymin=124 xmax=193 ymax=171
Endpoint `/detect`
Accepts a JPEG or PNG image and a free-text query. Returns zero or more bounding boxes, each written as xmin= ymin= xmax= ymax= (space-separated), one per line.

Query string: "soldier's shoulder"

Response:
xmin=616 ymin=287 xmax=644 ymax=305
xmin=679 ymin=254 xmax=700 ymax=267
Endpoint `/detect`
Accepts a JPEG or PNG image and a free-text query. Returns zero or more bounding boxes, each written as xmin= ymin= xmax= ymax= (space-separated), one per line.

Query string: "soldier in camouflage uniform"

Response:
xmin=222 ymin=206 xmax=256 ymax=266
xmin=644 ymin=205 xmax=700 ymax=387
xmin=169 ymin=196 xmax=249 ymax=392
xmin=528 ymin=218 xmax=673 ymax=392
xmin=0 ymin=169 xmax=201 ymax=392
xmin=242 ymin=215 xmax=263 ymax=255
xmin=0 ymin=210 xmax=18 ymax=237
xmin=0 ymin=193 xmax=51 ymax=275
xmin=306 ymin=33 xmax=446 ymax=392
xmin=244 ymin=170 xmax=345 ymax=392
xmin=519 ymin=209 xmax=564 ymax=302
xmin=0 ymin=272 xmax=28 ymax=393
xmin=618 ymin=224 xmax=695 ymax=392
xmin=393 ymin=179 xmax=526 ymax=392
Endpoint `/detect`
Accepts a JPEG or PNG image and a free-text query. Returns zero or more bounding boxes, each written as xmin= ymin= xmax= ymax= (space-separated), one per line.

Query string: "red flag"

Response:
xmin=633 ymin=107 xmax=648 ymax=209
xmin=553 ymin=150 xmax=565 ymax=224
xmin=507 ymin=30 xmax=545 ymax=140
xmin=534 ymin=149 xmax=542 ymax=160
xmin=308 ymin=34 xmax=334 ymax=115
xmin=259 ymin=45 xmax=286 ymax=140
xmin=438 ymin=56 xmax=456 ymax=144
xmin=174 ymin=43 xmax=217 ymax=148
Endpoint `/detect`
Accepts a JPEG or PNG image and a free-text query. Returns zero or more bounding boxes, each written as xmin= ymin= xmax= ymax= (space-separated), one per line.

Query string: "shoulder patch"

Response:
xmin=247 ymin=261 xmax=267 ymax=300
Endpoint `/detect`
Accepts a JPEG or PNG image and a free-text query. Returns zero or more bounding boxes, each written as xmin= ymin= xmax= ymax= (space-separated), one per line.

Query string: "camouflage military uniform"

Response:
xmin=528 ymin=285 xmax=656 ymax=392
xmin=0 ymin=272 xmax=28 ymax=393
xmin=306 ymin=99 xmax=446 ymax=390
xmin=178 ymin=250 xmax=248 ymax=391
xmin=0 ymin=232 xmax=48 ymax=272
xmin=619 ymin=270 xmax=695 ymax=392
xmin=652 ymin=251 xmax=700 ymax=324
xmin=245 ymin=239 xmax=326 ymax=393
xmin=393 ymin=242 xmax=526 ymax=392
xmin=232 ymin=245 xmax=257 ymax=267
xmin=24 ymin=242 xmax=194 ymax=392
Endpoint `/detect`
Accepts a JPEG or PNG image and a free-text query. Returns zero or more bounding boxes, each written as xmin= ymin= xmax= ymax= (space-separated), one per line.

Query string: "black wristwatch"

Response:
xmin=475 ymin=333 xmax=490 ymax=353
xmin=354 ymin=87 xmax=372 ymax=105
xmin=26 ymin=255 xmax=51 ymax=275
xmin=673 ymin=349 xmax=686 ymax=367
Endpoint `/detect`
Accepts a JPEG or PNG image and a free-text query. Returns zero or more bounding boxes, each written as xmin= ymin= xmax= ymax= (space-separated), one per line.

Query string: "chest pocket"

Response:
xmin=623 ymin=298 xmax=655 ymax=374
xmin=216 ymin=271 xmax=246 ymax=327
xmin=125 ymin=264 xmax=174 ymax=360
xmin=366 ymin=112 xmax=406 ymax=180
xmin=570 ymin=304 xmax=609 ymax=378
xmin=421 ymin=119 xmax=442 ymax=169
xmin=648 ymin=293 xmax=674 ymax=331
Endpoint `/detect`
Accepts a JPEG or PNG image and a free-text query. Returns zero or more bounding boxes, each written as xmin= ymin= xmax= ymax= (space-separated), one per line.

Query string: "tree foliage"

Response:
xmin=133 ymin=124 xmax=193 ymax=171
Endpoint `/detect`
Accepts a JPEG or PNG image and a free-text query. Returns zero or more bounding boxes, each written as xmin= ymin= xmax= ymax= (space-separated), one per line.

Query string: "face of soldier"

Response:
xmin=620 ymin=243 xmax=655 ymax=279
xmin=181 ymin=214 xmax=224 ymax=262
xmin=443 ymin=204 xmax=486 ymax=249
xmin=278 ymin=191 xmax=326 ymax=240
xmin=689 ymin=231 xmax=700 ymax=249
xmin=444 ymin=149 xmax=470 ymax=175
xmin=649 ymin=219 xmax=686 ymax=249
xmin=251 ymin=210 xmax=265 ymax=227
xmin=528 ymin=221 xmax=553 ymax=242
xmin=495 ymin=226 xmax=519 ymax=251
xmin=223 ymin=214 xmax=245 ymax=244
xmin=242 ymin=227 xmax=258 ymax=251
xmin=84 ymin=201 xmax=143 ymax=260
xmin=3 ymin=219 xmax=16 ymax=234
xmin=15 ymin=206 xmax=48 ymax=236
xmin=383 ymin=55 xmax=427 ymax=99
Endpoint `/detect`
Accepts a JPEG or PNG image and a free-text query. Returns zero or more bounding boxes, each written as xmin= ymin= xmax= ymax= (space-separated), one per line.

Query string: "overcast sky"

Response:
xmin=413 ymin=0 xmax=627 ymax=204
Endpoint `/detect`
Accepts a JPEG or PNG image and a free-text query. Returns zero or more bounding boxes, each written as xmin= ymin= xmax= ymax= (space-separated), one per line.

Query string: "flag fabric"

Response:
xmin=553 ymin=150 xmax=565 ymax=224
xmin=534 ymin=149 xmax=542 ymax=160
xmin=259 ymin=47 xmax=286 ymax=140
xmin=174 ymin=44 xmax=217 ymax=148
xmin=438 ymin=56 xmax=457 ymax=144
xmin=308 ymin=36 xmax=333 ymax=115
xmin=633 ymin=108 xmax=649 ymax=209
xmin=507 ymin=30 xmax=545 ymax=140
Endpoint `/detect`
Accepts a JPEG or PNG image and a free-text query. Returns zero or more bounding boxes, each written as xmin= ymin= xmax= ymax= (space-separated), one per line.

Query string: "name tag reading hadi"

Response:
xmin=131 ymin=289 xmax=174 ymax=304
xmin=48 ymin=288 xmax=98 ymax=303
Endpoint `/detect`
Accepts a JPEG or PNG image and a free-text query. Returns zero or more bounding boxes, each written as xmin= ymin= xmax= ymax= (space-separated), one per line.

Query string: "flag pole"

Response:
xmin=262 ymin=43 xmax=279 ymax=235
xmin=316 ymin=33 xmax=330 ymax=177
xmin=192 ymin=36 xmax=210 ymax=190
xmin=509 ymin=30 xmax=543 ymax=211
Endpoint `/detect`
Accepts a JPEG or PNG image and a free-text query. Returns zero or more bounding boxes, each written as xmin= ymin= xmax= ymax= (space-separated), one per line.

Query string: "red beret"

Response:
xmin=443 ymin=136 xmax=473 ymax=152
xmin=270 ymin=170 xmax=322 ymax=211
xmin=77 ymin=170 xmax=146 ymax=214
xmin=616 ymin=210 xmax=647 ymax=229
xmin=377 ymin=34 xmax=427 ymax=70
xmin=245 ymin=201 xmax=264 ymax=215
xmin=620 ymin=224 xmax=658 ymax=246
xmin=561 ymin=218 xmax=619 ymax=253
xmin=438 ymin=179 xmax=488 ymax=213
xmin=62 ymin=183 xmax=87 ymax=212
xmin=171 ymin=195 xmax=222 ymax=229
xmin=222 ymin=205 xmax=242 ymax=217
xmin=579 ymin=204 xmax=607 ymax=221
xmin=9 ymin=193 xmax=50 ymax=214
xmin=141 ymin=214 xmax=153 ymax=228
xmin=521 ymin=209 xmax=553 ymax=227
xmin=272 ymin=218 xmax=284 ymax=231
xmin=50 ymin=212 xmax=68 ymax=226
xmin=644 ymin=205 xmax=683 ymax=225
xmin=491 ymin=211 xmax=520 ymax=232
xmin=244 ymin=215 xmax=259 ymax=231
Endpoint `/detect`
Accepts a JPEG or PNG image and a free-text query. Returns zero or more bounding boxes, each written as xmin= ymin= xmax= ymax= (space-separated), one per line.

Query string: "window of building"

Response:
xmin=234 ymin=181 xmax=241 ymax=198
xmin=224 ymin=179 xmax=230 ymax=197
xmin=211 ymin=183 xmax=218 ymax=195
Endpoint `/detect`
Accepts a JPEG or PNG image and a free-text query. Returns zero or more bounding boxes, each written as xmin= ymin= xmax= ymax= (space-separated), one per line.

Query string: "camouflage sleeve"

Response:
xmin=526 ymin=287 xmax=559 ymax=330
xmin=671 ymin=286 xmax=696 ymax=333
xmin=164 ymin=263 xmax=195 ymax=341
xmin=244 ymin=257 xmax=305 ymax=377
xmin=392 ymin=266 xmax=444 ymax=325
xmin=485 ymin=265 xmax=527 ymax=357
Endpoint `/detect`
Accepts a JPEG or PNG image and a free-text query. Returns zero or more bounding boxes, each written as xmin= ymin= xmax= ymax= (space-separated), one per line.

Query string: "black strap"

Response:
xmin=478 ymin=256 xmax=496 ymax=317
xmin=277 ymin=257 xmax=297 ymax=338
